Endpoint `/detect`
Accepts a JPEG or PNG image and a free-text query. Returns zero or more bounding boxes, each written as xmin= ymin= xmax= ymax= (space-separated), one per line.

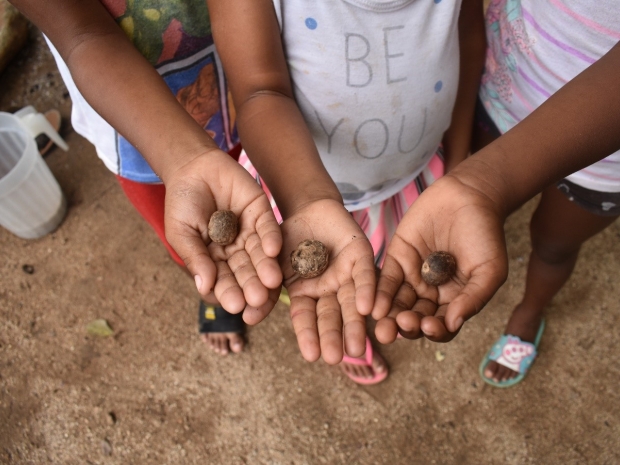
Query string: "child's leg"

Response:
xmin=116 ymin=175 xmax=244 ymax=356
xmin=483 ymin=185 xmax=619 ymax=382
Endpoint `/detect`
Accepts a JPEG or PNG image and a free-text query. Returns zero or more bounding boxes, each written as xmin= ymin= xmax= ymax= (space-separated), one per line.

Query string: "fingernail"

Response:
xmin=194 ymin=275 xmax=202 ymax=293
xmin=453 ymin=317 xmax=464 ymax=331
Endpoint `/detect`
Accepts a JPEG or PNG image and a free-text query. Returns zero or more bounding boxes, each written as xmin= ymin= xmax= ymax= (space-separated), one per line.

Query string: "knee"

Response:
xmin=530 ymin=235 xmax=580 ymax=266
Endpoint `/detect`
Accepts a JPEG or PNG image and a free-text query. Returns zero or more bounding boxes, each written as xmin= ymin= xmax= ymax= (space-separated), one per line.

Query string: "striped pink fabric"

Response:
xmin=479 ymin=0 xmax=620 ymax=193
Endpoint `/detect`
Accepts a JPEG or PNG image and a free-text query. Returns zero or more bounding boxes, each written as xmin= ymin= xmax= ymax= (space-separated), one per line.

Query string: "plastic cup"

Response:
xmin=0 ymin=106 xmax=69 ymax=239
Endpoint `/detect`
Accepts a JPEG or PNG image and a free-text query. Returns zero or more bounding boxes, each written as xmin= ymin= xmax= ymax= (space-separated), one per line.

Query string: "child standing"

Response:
xmin=474 ymin=0 xmax=620 ymax=387
xmin=368 ymin=1 xmax=620 ymax=386
xmin=10 ymin=0 xmax=284 ymax=355
xmin=207 ymin=0 xmax=486 ymax=382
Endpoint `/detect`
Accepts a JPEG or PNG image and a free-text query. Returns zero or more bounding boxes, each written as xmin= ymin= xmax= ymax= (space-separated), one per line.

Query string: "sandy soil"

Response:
xmin=1 ymin=27 xmax=619 ymax=465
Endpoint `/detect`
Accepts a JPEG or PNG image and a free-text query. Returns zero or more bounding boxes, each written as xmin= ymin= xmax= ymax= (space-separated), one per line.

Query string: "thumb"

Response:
xmin=444 ymin=264 xmax=508 ymax=332
xmin=166 ymin=222 xmax=217 ymax=298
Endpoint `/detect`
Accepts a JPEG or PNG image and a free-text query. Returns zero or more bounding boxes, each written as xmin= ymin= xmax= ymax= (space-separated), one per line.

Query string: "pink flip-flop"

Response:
xmin=341 ymin=337 xmax=388 ymax=385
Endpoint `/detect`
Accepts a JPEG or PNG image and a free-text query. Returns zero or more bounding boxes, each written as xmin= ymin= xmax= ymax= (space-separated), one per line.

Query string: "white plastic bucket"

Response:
xmin=0 ymin=106 xmax=69 ymax=239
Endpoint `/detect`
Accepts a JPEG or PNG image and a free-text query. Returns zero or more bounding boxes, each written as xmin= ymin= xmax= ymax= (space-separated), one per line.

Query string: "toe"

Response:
xmin=210 ymin=335 xmax=220 ymax=354
xmin=340 ymin=361 xmax=368 ymax=379
xmin=484 ymin=360 xmax=499 ymax=380
xmin=354 ymin=365 xmax=371 ymax=379
xmin=371 ymin=350 xmax=387 ymax=374
xmin=218 ymin=336 xmax=229 ymax=355
xmin=228 ymin=333 xmax=244 ymax=353
xmin=498 ymin=365 xmax=518 ymax=382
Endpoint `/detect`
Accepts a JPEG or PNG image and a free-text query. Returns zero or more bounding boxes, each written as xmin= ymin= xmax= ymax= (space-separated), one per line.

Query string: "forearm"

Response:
xmin=11 ymin=0 xmax=219 ymax=183
xmin=442 ymin=0 xmax=486 ymax=171
xmin=209 ymin=0 xmax=342 ymax=220
xmin=452 ymin=41 xmax=620 ymax=217
xmin=236 ymin=93 xmax=342 ymax=220
xmin=68 ymin=35 xmax=219 ymax=180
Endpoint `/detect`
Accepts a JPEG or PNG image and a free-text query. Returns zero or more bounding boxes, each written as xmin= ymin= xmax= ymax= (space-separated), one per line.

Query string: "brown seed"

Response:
xmin=208 ymin=210 xmax=238 ymax=245
xmin=291 ymin=240 xmax=329 ymax=278
xmin=421 ymin=251 xmax=456 ymax=286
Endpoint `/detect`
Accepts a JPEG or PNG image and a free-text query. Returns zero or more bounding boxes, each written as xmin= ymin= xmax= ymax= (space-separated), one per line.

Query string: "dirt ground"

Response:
xmin=1 ymin=26 xmax=620 ymax=465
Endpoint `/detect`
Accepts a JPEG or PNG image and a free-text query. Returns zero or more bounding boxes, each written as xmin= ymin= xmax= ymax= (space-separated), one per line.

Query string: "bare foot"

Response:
xmin=201 ymin=333 xmax=244 ymax=356
xmin=483 ymin=303 xmax=543 ymax=383
xmin=198 ymin=302 xmax=245 ymax=356
xmin=340 ymin=346 xmax=388 ymax=382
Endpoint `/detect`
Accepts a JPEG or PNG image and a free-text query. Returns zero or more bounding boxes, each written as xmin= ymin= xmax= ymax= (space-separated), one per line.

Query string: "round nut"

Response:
xmin=421 ymin=251 xmax=456 ymax=286
xmin=208 ymin=210 xmax=238 ymax=245
xmin=291 ymin=240 xmax=329 ymax=278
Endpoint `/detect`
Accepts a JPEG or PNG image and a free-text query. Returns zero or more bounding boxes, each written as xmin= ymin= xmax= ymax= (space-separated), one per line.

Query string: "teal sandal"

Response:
xmin=479 ymin=319 xmax=545 ymax=388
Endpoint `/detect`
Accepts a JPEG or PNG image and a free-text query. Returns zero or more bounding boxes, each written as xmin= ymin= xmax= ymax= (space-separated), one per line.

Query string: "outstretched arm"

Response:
xmin=373 ymin=41 xmax=620 ymax=343
xmin=208 ymin=0 xmax=377 ymax=363
xmin=10 ymin=0 xmax=283 ymax=319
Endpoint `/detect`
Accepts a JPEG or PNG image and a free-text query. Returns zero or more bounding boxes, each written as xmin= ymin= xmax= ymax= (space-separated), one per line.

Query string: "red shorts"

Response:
xmin=116 ymin=144 xmax=242 ymax=268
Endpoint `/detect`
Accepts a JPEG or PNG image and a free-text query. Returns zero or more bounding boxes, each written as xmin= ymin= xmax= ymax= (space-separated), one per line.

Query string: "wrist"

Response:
xmin=446 ymin=153 xmax=514 ymax=219
xmin=278 ymin=185 xmax=344 ymax=220
xmin=157 ymin=144 xmax=227 ymax=186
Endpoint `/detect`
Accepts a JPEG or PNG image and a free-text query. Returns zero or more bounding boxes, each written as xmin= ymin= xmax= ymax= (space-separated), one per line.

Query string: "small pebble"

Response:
xmin=22 ymin=264 xmax=34 ymax=274
xmin=101 ymin=439 xmax=112 ymax=456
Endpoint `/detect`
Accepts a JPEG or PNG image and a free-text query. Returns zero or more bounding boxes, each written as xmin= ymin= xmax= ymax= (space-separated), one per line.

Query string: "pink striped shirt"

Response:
xmin=480 ymin=0 xmax=620 ymax=192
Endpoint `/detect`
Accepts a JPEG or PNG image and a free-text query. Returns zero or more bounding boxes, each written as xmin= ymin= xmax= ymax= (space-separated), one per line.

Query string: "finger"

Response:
xmin=245 ymin=232 xmax=283 ymax=290
xmin=371 ymin=255 xmax=405 ymax=320
xmin=395 ymin=311 xmax=423 ymax=339
xmin=374 ymin=282 xmax=418 ymax=343
xmin=375 ymin=316 xmax=399 ymax=344
xmin=420 ymin=304 xmax=461 ymax=342
xmin=242 ymin=286 xmax=281 ymax=325
xmin=289 ymin=295 xmax=320 ymax=362
xmin=164 ymin=178 xmax=219 ymax=297
xmin=444 ymin=264 xmax=508 ymax=332
xmin=167 ymin=222 xmax=217 ymax=298
xmin=226 ymin=249 xmax=269 ymax=308
xmin=316 ymin=294 xmax=344 ymax=365
xmin=352 ymin=252 xmax=377 ymax=316
xmin=212 ymin=260 xmax=246 ymax=313
xmin=395 ymin=297 xmax=436 ymax=339
xmin=338 ymin=282 xmax=367 ymax=358
xmin=254 ymin=207 xmax=283 ymax=258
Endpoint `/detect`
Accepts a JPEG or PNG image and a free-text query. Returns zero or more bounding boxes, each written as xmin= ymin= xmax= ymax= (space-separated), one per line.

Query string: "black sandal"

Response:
xmin=198 ymin=301 xmax=245 ymax=335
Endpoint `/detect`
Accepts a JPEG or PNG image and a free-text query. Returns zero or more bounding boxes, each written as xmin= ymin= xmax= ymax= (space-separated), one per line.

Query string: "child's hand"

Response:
xmin=372 ymin=174 xmax=509 ymax=343
xmin=279 ymin=199 xmax=376 ymax=364
xmin=163 ymin=150 xmax=283 ymax=323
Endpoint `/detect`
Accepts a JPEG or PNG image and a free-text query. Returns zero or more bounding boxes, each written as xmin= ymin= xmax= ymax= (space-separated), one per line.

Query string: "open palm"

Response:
xmin=372 ymin=174 xmax=509 ymax=343
xmin=279 ymin=199 xmax=376 ymax=364
xmin=164 ymin=151 xmax=283 ymax=322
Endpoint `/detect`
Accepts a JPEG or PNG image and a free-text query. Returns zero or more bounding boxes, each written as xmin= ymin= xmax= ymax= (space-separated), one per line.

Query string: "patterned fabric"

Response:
xmin=479 ymin=0 xmax=620 ymax=193
xmin=238 ymin=150 xmax=444 ymax=265
xmin=556 ymin=179 xmax=620 ymax=216
xmin=48 ymin=0 xmax=238 ymax=183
